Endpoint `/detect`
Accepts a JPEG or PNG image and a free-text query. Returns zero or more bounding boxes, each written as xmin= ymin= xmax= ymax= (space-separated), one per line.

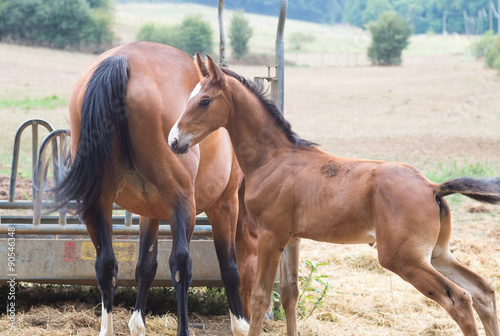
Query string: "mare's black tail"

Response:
xmin=435 ymin=177 xmax=500 ymax=204
xmin=54 ymin=55 xmax=130 ymax=216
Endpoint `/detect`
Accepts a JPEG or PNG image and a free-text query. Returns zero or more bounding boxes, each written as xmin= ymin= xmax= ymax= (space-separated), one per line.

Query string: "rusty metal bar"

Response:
xmin=33 ymin=129 xmax=69 ymax=225
xmin=0 ymin=200 xmax=121 ymax=210
xmin=8 ymin=119 xmax=53 ymax=202
xmin=0 ymin=216 xmax=212 ymax=235
xmin=0 ymin=224 xmax=212 ymax=236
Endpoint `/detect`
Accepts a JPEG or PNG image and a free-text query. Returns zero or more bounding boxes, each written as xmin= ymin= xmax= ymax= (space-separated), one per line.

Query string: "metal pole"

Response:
xmin=218 ymin=0 xmax=228 ymax=67
xmin=490 ymin=3 xmax=494 ymax=31
xmin=276 ymin=0 xmax=287 ymax=114
xmin=443 ymin=11 xmax=448 ymax=34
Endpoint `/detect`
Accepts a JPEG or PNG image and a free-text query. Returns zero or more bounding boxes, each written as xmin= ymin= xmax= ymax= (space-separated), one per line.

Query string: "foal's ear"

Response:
xmin=206 ymin=55 xmax=227 ymax=87
xmin=194 ymin=53 xmax=209 ymax=78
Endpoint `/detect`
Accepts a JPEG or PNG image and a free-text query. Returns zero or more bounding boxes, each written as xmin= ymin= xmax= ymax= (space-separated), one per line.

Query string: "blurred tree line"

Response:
xmin=117 ymin=0 xmax=500 ymax=35
xmin=0 ymin=0 xmax=116 ymax=53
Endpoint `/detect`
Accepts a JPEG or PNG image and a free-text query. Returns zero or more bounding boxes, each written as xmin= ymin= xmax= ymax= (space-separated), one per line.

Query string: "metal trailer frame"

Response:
xmin=0 ymin=0 xmax=288 ymax=287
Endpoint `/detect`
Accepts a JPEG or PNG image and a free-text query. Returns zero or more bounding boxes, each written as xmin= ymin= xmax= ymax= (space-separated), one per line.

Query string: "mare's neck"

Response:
xmin=225 ymin=79 xmax=294 ymax=176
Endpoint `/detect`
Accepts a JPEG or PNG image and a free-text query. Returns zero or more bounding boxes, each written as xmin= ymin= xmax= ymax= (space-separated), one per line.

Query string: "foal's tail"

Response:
xmin=435 ymin=177 xmax=500 ymax=204
xmin=54 ymin=55 xmax=130 ymax=216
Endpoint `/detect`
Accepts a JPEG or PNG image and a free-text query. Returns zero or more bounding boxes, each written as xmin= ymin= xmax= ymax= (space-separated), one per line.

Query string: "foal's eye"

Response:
xmin=199 ymin=99 xmax=211 ymax=108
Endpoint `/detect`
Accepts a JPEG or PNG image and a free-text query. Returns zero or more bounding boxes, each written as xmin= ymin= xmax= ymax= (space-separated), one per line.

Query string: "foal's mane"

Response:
xmin=219 ymin=67 xmax=317 ymax=148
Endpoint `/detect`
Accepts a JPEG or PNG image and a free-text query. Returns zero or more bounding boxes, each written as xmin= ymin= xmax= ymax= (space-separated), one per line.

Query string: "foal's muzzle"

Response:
xmin=169 ymin=138 xmax=190 ymax=154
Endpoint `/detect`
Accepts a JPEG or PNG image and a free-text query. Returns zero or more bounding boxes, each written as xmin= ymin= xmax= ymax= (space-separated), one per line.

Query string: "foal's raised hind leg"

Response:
xmin=380 ymin=246 xmax=479 ymax=335
xmin=279 ymin=237 xmax=301 ymax=336
xmin=431 ymin=201 xmax=499 ymax=336
xmin=129 ymin=216 xmax=160 ymax=336
xmin=377 ymin=217 xmax=480 ymax=335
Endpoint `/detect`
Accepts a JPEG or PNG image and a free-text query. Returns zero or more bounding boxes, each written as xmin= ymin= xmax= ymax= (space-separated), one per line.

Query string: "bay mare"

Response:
xmin=54 ymin=42 xmax=251 ymax=336
xmin=169 ymin=54 xmax=500 ymax=336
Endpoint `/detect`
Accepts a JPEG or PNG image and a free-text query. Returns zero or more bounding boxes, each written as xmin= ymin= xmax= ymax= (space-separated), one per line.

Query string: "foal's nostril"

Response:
xmin=171 ymin=138 xmax=178 ymax=149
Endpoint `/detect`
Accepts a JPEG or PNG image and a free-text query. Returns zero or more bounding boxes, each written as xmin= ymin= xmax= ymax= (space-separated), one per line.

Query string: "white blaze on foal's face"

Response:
xmin=189 ymin=82 xmax=202 ymax=101
xmin=167 ymin=82 xmax=202 ymax=152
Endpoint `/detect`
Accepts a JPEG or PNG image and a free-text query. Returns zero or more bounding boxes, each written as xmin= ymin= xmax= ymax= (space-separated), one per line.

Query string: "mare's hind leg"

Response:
xmin=431 ymin=203 xmax=499 ymax=336
xmin=168 ymin=198 xmax=196 ymax=336
xmin=84 ymin=197 xmax=117 ymax=336
xmin=279 ymin=237 xmax=301 ymax=336
xmin=129 ymin=216 xmax=160 ymax=336
xmin=206 ymin=181 xmax=249 ymax=335
xmin=205 ymin=169 xmax=249 ymax=336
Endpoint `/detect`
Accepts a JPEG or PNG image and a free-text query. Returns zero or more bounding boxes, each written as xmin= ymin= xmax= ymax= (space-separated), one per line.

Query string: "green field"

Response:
xmin=113 ymin=2 xmax=475 ymax=65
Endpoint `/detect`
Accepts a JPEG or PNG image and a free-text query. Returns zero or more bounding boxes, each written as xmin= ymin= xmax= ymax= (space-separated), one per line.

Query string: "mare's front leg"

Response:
xmin=84 ymin=200 xmax=117 ymax=336
xmin=129 ymin=216 xmax=160 ymax=336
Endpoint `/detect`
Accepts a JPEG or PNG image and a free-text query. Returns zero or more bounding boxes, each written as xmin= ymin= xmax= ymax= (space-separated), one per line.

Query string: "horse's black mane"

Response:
xmin=220 ymin=67 xmax=317 ymax=148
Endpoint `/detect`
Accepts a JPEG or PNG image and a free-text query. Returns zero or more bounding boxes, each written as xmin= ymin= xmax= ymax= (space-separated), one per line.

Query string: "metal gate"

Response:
xmin=0 ymin=119 xmax=221 ymax=286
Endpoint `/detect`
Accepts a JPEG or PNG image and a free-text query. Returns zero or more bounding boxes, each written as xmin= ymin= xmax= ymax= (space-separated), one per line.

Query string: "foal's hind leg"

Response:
xmin=379 ymin=237 xmax=479 ymax=335
xmin=206 ymin=191 xmax=249 ymax=336
xmin=279 ymin=237 xmax=301 ymax=336
xmin=431 ymin=205 xmax=499 ymax=336
xmin=432 ymin=249 xmax=499 ymax=336
xmin=84 ymin=197 xmax=117 ymax=336
xmin=129 ymin=216 xmax=160 ymax=336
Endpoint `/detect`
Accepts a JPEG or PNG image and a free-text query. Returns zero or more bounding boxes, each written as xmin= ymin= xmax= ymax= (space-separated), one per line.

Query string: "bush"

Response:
xmin=367 ymin=11 xmax=412 ymax=66
xmin=136 ymin=15 xmax=213 ymax=57
xmin=0 ymin=0 xmax=115 ymax=52
xmin=470 ymin=30 xmax=496 ymax=58
xmin=288 ymin=31 xmax=315 ymax=50
xmin=229 ymin=10 xmax=253 ymax=59
xmin=178 ymin=15 xmax=213 ymax=57
xmin=136 ymin=22 xmax=180 ymax=46
xmin=471 ymin=31 xmax=500 ymax=73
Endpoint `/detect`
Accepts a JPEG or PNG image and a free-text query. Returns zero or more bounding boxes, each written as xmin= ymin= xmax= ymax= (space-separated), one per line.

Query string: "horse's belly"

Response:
xmin=114 ymin=171 xmax=170 ymax=219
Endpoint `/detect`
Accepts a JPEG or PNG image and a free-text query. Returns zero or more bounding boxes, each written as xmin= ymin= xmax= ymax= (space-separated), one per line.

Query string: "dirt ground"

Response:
xmin=1 ymin=40 xmax=500 ymax=335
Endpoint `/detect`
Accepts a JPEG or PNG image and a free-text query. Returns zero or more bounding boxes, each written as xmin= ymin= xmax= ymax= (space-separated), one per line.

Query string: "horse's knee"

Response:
xmin=251 ymin=286 xmax=272 ymax=312
xmin=220 ymin=260 xmax=239 ymax=281
xmin=169 ymin=247 xmax=193 ymax=284
xmin=95 ymin=252 xmax=118 ymax=287
xmin=279 ymin=277 xmax=299 ymax=307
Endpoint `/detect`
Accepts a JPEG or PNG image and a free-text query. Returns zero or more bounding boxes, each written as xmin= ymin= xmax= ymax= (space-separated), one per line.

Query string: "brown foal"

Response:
xmin=169 ymin=54 xmax=500 ymax=336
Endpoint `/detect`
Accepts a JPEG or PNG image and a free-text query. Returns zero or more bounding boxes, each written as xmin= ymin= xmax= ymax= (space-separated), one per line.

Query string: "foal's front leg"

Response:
xmin=279 ymin=237 xmax=301 ymax=336
xmin=129 ymin=217 xmax=160 ymax=336
xmin=249 ymin=230 xmax=288 ymax=336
